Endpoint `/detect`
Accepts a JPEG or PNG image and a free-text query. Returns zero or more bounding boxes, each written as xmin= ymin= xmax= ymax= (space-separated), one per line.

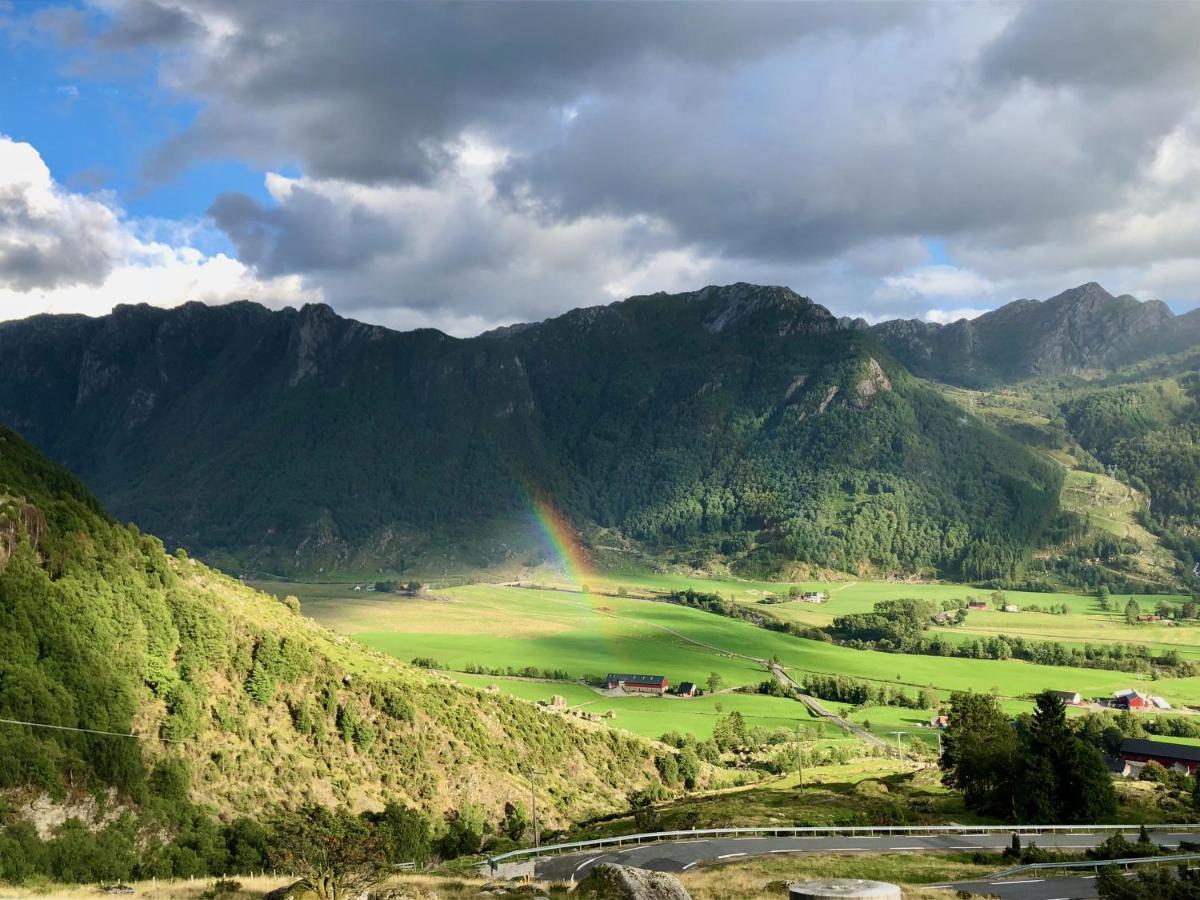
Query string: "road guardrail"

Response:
xmin=989 ymin=851 xmax=1200 ymax=879
xmin=485 ymin=822 xmax=1200 ymax=870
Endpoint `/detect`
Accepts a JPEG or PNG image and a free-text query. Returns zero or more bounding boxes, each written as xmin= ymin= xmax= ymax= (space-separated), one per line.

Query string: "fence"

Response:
xmin=988 ymin=851 xmax=1200 ymax=879
xmin=485 ymin=822 xmax=1200 ymax=871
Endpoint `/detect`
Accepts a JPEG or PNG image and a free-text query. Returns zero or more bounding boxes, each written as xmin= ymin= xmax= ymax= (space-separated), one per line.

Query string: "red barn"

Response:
xmin=606 ymin=673 xmax=668 ymax=695
xmin=1113 ymin=689 xmax=1153 ymax=710
xmin=1120 ymin=738 xmax=1200 ymax=775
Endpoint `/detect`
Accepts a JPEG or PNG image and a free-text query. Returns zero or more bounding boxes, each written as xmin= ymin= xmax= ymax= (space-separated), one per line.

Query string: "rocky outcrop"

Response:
xmin=867 ymin=282 xmax=1200 ymax=386
xmin=576 ymin=864 xmax=692 ymax=900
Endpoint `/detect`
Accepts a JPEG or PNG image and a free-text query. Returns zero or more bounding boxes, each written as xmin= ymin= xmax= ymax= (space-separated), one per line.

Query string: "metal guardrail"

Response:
xmin=485 ymin=822 xmax=1200 ymax=870
xmin=989 ymin=851 xmax=1200 ymax=879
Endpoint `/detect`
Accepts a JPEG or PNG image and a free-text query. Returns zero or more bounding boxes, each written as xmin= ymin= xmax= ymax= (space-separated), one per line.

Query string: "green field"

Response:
xmin=272 ymin=573 xmax=1200 ymax=751
xmin=449 ymin=673 xmax=844 ymax=741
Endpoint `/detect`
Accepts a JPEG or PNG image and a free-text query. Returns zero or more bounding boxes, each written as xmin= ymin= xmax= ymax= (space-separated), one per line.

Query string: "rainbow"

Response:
xmin=525 ymin=492 xmax=595 ymax=586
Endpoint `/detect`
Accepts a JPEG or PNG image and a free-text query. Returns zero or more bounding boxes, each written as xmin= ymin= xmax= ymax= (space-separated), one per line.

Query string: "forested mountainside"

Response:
xmin=868 ymin=282 xmax=1200 ymax=387
xmin=0 ymin=284 xmax=1061 ymax=579
xmin=0 ymin=426 xmax=661 ymax=829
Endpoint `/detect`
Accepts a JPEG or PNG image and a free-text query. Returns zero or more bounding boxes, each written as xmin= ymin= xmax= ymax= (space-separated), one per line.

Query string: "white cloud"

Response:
xmin=876 ymin=265 xmax=998 ymax=302
xmin=0 ymin=136 xmax=317 ymax=321
xmin=209 ymin=139 xmax=722 ymax=334
xmin=923 ymin=307 xmax=990 ymax=325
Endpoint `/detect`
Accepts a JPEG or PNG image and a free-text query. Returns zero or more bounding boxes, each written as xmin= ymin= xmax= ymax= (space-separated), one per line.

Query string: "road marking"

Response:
xmin=950 ymin=845 xmax=979 ymax=849
xmin=575 ymin=856 xmax=602 ymax=873
xmin=770 ymin=849 xmax=798 ymax=854
xmin=682 ymin=861 xmax=699 ymax=870
xmin=827 ymin=848 xmax=865 ymax=852
xmin=890 ymin=846 xmax=924 ymax=850
xmin=991 ymin=879 xmax=1043 ymax=885
xmin=717 ymin=853 xmax=746 ymax=859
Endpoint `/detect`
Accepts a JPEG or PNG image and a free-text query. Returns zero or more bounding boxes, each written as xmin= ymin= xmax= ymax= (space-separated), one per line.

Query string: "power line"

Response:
xmin=0 ymin=716 xmax=187 ymax=744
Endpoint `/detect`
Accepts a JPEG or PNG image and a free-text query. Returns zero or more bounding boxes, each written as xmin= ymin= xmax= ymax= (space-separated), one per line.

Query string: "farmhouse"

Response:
xmin=1047 ymin=690 xmax=1083 ymax=706
xmin=799 ymin=591 xmax=828 ymax=603
xmin=676 ymin=682 xmax=698 ymax=698
xmin=1113 ymin=688 xmax=1154 ymax=710
xmin=967 ymin=600 xmax=987 ymax=610
xmin=929 ymin=714 xmax=949 ymax=729
xmin=606 ymin=673 xmax=669 ymax=695
xmin=1119 ymin=738 xmax=1200 ymax=776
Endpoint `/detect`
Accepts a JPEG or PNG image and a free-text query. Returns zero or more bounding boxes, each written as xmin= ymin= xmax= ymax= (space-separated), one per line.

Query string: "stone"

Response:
xmin=787 ymin=878 xmax=902 ymax=899
xmin=575 ymin=863 xmax=692 ymax=900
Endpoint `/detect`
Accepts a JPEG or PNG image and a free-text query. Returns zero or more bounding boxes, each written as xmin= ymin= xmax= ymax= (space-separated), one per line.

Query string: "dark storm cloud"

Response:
xmin=123 ymin=0 xmax=921 ymax=184
xmin=28 ymin=0 xmax=1200 ymax=328
xmin=208 ymin=186 xmax=399 ymax=276
xmin=980 ymin=1 xmax=1200 ymax=91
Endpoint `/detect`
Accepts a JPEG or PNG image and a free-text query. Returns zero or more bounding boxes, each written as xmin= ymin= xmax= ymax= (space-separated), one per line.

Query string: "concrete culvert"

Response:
xmin=787 ymin=879 xmax=902 ymax=900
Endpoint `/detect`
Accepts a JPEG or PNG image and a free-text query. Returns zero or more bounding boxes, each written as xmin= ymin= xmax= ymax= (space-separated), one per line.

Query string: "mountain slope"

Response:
xmin=0 ymin=426 xmax=660 ymax=828
xmin=871 ymin=283 xmax=1200 ymax=386
xmin=0 ymin=284 xmax=1062 ymax=578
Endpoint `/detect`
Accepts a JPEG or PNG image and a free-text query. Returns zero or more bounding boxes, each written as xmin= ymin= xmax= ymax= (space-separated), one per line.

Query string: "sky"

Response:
xmin=2 ymin=0 xmax=1200 ymax=335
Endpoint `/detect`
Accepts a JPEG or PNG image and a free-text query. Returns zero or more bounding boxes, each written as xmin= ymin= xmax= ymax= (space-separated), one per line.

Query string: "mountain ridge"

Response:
xmin=868 ymin=282 xmax=1200 ymax=386
xmin=0 ymin=284 xmax=1061 ymax=578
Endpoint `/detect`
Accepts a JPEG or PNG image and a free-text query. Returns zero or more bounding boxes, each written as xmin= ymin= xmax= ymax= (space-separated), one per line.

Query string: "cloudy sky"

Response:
xmin=2 ymin=0 xmax=1200 ymax=334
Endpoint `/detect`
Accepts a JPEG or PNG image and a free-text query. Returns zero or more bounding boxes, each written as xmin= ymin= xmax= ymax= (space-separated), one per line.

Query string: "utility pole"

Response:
xmin=522 ymin=766 xmax=542 ymax=848
xmin=890 ymin=731 xmax=905 ymax=764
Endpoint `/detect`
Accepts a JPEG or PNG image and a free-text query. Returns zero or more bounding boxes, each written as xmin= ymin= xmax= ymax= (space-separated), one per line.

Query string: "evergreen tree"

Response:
xmin=940 ymin=692 xmax=1017 ymax=816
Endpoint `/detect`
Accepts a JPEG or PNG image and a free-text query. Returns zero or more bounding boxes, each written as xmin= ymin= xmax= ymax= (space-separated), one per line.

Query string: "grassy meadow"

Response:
xmin=264 ymin=570 xmax=1200 ymax=752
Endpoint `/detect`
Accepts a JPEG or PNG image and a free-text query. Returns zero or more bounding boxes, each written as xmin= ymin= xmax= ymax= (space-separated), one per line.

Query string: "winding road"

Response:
xmin=533 ymin=831 xmax=1199 ymax=898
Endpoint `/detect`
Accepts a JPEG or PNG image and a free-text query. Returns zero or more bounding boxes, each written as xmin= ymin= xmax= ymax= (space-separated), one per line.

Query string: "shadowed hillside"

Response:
xmin=0 ymin=284 xmax=1062 ymax=579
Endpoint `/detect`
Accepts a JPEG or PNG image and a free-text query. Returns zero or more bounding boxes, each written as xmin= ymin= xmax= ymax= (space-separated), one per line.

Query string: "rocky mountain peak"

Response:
xmin=694 ymin=282 xmax=834 ymax=335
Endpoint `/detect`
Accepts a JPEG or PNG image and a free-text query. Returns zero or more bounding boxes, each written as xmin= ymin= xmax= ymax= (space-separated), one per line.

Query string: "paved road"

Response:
xmin=938 ymin=870 xmax=1148 ymax=899
xmin=534 ymin=831 xmax=1198 ymax=895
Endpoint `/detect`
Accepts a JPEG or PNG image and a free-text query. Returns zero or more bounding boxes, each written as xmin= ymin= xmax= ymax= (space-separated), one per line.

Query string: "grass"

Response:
xmin=565 ymin=763 xmax=977 ymax=841
xmin=448 ymin=673 xmax=842 ymax=741
xmin=679 ymin=852 xmax=996 ymax=899
xmin=280 ymin=574 xmax=1200 ymax=754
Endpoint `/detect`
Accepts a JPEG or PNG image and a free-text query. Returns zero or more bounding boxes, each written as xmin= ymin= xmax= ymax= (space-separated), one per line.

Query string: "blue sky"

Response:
xmin=1 ymin=1 xmax=1199 ymax=333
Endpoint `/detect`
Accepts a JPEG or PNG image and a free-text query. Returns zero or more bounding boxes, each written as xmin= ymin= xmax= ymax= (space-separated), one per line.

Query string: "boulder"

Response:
xmin=576 ymin=864 xmax=692 ymax=900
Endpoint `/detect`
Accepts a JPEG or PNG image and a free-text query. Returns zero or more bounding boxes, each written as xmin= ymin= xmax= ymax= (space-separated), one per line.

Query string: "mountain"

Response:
xmin=0 ymin=425 xmax=661 ymax=832
xmin=0 ymin=284 xmax=1061 ymax=579
xmin=869 ymin=283 xmax=1200 ymax=387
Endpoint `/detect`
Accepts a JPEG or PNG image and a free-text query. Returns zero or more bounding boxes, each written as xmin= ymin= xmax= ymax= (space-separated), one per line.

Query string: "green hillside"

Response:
xmin=0 ymin=426 xmax=665 ymax=834
xmin=0 ymin=285 xmax=1062 ymax=581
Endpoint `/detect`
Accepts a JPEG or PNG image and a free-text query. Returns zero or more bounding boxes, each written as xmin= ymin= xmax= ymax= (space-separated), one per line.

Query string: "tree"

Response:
xmin=939 ymin=691 xmax=1018 ymax=817
xmin=1125 ymin=599 xmax=1141 ymax=625
xmin=502 ymin=801 xmax=529 ymax=841
xmin=706 ymin=672 xmax=724 ymax=693
xmin=363 ymin=802 xmax=432 ymax=867
xmin=921 ymin=685 xmax=940 ymax=710
xmin=267 ymin=805 xmax=388 ymax=900
xmin=677 ymin=747 xmax=701 ymax=789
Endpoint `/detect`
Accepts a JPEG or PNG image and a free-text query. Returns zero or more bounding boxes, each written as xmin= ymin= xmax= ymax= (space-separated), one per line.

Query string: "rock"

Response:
xmin=575 ymin=863 xmax=692 ymax=900
xmin=787 ymin=879 xmax=901 ymax=899
xmin=263 ymin=883 xmax=320 ymax=900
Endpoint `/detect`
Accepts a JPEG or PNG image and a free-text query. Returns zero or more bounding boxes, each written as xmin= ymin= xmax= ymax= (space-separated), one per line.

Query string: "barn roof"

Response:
xmin=607 ymin=673 xmax=667 ymax=685
xmin=1120 ymin=738 xmax=1200 ymax=764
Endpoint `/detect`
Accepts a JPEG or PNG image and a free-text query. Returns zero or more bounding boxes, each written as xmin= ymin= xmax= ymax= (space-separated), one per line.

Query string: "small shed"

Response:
xmin=676 ymin=682 xmax=697 ymax=698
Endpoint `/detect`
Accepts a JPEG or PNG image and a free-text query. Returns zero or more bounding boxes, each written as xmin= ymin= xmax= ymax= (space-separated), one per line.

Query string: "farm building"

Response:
xmin=606 ymin=673 xmax=669 ymax=695
xmin=1137 ymin=614 xmax=1163 ymax=623
xmin=1119 ymin=738 xmax=1200 ymax=776
xmin=1003 ymin=604 xmax=1020 ymax=612
xmin=1047 ymin=690 xmax=1083 ymax=706
xmin=1113 ymin=689 xmax=1154 ymax=710
xmin=799 ymin=591 xmax=828 ymax=603
xmin=967 ymin=600 xmax=987 ymax=610
xmin=929 ymin=715 xmax=949 ymax=730
xmin=676 ymin=682 xmax=698 ymax=698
